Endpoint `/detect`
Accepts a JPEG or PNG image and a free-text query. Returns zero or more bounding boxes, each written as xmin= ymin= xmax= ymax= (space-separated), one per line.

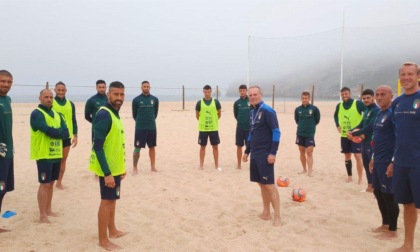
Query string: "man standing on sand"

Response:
xmin=334 ymin=87 xmax=366 ymax=183
xmin=53 ymin=82 xmax=78 ymax=189
xmin=233 ymin=84 xmax=251 ymax=169
xmin=132 ymin=80 xmax=159 ymax=174
xmin=391 ymin=62 xmax=420 ymax=252
xmin=369 ymin=85 xmax=399 ymax=240
xmin=85 ymin=80 xmax=107 ymax=142
xmin=30 ymin=89 xmax=69 ymax=223
xmin=0 ymin=70 xmax=15 ymax=232
xmin=90 ymin=81 xmax=127 ymax=251
xmin=242 ymin=86 xmax=281 ymax=227
xmin=294 ymin=91 xmax=320 ymax=177
xmin=196 ymin=85 xmax=222 ymax=170
xmin=347 ymin=89 xmax=379 ymax=192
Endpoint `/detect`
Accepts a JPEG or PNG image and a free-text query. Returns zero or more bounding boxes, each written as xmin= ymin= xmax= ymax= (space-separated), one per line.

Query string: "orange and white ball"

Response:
xmin=291 ymin=186 xmax=306 ymax=202
xmin=276 ymin=176 xmax=290 ymax=187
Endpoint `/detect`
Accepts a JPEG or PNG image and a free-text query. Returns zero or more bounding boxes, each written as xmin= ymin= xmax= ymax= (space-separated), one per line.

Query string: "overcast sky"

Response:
xmin=1 ymin=0 xmax=420 ymax=97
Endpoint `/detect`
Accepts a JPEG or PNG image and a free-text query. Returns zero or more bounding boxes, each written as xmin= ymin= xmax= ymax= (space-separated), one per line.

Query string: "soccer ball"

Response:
xmin=291 ymin=186 xmax=306 ymax=202
xmin=276 ymin=176 xmax=290 ymax=187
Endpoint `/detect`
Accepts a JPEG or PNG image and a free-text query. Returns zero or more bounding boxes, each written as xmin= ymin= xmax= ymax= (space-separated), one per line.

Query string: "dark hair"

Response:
xmin=239 ymin=84 xmax=247 ymax=90
xmin=362 ymin=89 xmax=374 ymax=96
xmin=0 ymin=70 xmax=13 ymax=78
xmin=109 ymin=81 xmax=125 ymax=89
xmin=340 ymin=87 xmax=350 ymax=93
xmin=203 ymin=85 xmax=212 ymax=90
xmin=301 ymin=91 xmax=310 ymax=97
xmin=142 ymin=80 xmax=149 ymax=85
xmin=96 ymin=79 xmax=106 ymax=86
xmin=55 ymin=81 xmax=66 ymax=87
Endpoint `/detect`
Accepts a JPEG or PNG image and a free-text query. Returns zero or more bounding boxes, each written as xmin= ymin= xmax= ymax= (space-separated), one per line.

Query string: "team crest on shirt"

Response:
xmin=413 ymin=99 xmax=420 ymax=109
xmin=151 ymin=100 xmax=154 ymax=105
xmin=309 ymin=109 xmax=312 ymax=115
xmin=0 ymin=181 xmax=5 ymax=191
xmin=247 ymin=102 xmax=250 ymax=106
xmin=381 ymin=115 xmax=387 ymax=123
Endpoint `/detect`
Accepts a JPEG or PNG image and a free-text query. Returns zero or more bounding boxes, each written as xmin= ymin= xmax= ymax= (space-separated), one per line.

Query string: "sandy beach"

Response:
xmin=0 ymin=100 xmax=418 ymax=252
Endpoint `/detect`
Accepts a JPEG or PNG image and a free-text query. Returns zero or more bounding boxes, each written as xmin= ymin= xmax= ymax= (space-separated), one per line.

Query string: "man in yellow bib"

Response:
xmin=195 ymin=85 xmax=222 ymax=170
xmin=334 ymin=87 xmax=366 ymax=184
xmin=30 ymin=89 xmax=69 ymax=223
xmin=89 ymin=81 xmax=127 ymax=251
xmin=53 ymin=82 xmax=78 ymax=189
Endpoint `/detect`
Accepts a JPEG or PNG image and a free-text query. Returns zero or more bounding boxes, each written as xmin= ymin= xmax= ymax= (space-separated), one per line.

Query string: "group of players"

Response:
xmin=332 ymin=62 xmax=420 ymax=252
xmin=0 ymin=62 xmax=419 ymax=251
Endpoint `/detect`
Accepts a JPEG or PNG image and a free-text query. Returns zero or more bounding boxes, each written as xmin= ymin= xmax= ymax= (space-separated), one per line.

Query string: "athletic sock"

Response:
xmin=0 ymin=193 xmax=4 ymax=213
xmin=374 ymin=189 xmax=389 ymax=225
xmin=383 ymin=193 xmax=400 ymax=231
xmin=345 ymin=160 xmax=352 ymax=176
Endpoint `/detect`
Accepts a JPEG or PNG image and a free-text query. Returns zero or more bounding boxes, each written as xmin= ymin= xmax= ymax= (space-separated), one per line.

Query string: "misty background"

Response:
xmin=1 ymin=0 xmax=420 ymax=102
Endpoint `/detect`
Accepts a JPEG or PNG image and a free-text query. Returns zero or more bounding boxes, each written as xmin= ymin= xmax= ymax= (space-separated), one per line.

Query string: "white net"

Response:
xmin=247 ymin=22 xmax=420 ymax=99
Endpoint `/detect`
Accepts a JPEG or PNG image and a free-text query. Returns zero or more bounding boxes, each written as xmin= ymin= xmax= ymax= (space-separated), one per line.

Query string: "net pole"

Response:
xmin=182 ymin=85 xmax=185 ymax=110
xmin=247 ymin=36 xmax=250 ymax=87
xmin=340 ymin=10 xmax=345 ymax=101
xmin=311 ymin=85 xmax=315 ymax=105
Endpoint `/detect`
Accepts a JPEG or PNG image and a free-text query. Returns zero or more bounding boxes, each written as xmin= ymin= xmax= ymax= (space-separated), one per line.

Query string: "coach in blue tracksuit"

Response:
xmin=242 ymin=86 xmax=281 ymax=227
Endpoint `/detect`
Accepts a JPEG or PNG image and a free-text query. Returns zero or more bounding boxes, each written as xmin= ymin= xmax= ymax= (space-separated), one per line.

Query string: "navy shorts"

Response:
xmin=36 ymin=160 xmax=60 ymax=184
xmin=0 ymin=158 xmax=14 ymax=194
xmin=235 ymin=127 xmax=249 ymax=147
xmin=198 ymin=131 xmax=220 ymax=146
xmin=63 ymin=138 xmax=71 ymax=148
xmin=295 ymin=135 xmax=315 ymax=147
xmin=340 ymin=137 xmax=361 ymax=154
xmin=250 ymin=157 xmax=275 ymax=184
xmin=134 ymin=129 xmax=157 ymax=148
xmin=393 ymin=165 xmax=420 ymax=208
xmin=372 ymin=162 xmax=393 ymax=194
xmin=99 ymin=176 xmax=121 ymax=200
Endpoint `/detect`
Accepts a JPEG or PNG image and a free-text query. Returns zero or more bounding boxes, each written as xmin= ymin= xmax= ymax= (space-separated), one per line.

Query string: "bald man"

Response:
xmin=369 ymin=85 xmax=399 ymax=240
xmin=30 ymin=89 xmax=69 ymax=223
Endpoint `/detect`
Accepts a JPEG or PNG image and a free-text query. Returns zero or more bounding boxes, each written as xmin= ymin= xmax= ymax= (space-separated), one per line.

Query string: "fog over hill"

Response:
xmin=227 ymin=23 xmax=420 ymax=99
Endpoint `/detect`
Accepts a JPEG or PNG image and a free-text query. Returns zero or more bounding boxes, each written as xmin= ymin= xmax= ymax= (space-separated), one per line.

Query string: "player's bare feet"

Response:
xmin=132 ymin=169 xmax=138 ymax=176
xmin=358 ymin=178 xmax=362 ymax=185
xmin=258 ymin=212 xmax=271 ymax=220
xmin=109 ymin=230 xmax=128 ymax=239
xmin=39 ymin=216 xmax=51 ymax=223
xmin=308 ymin=170 xmax=313 ymax=177
xmin=298 ymin=170 xmax=307 ymax=175
xmin=371 ymin=225 xmax=389 ymax=233
xmin=375 ymin=231 xmax=397 ymax=240
xmin=0 ymin=227 xmax=10 ymax=233
xmin=392 ymin=244 xmax=414 ymax=252
xmin=273 ymin=217 xmax=281 ymax=227
xmin=47 ymin=211 xmax=60 ymax=217
xmin=55 ymin=184 xmax=66 ymax=190
xmin=151 ymin=168 xmax=157 ymax=172
xmin=199 ymin=167 xmax=203 ymax=170
xmin=99 ymin=240 xmax=121 ymax=251
xmin=236 ymin=166 xmax=241 ymax=169
xmin=345 ymin=177 xmax=352 ymax=183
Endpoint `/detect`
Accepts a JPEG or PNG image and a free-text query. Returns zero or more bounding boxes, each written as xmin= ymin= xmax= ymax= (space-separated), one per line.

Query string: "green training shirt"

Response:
xmin=294 ymin=104 xmax=320 ymax=137
xmin=0 ymin=96 xmax=13 ymax=159
xmin=233 ymin=96 xmax=251 ymax=130
xmin=132 ymin=93 xmax=159 ymax=130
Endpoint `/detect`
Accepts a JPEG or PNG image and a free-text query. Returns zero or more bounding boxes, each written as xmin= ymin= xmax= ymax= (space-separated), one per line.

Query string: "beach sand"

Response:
xmin=0 ymin=100 xmax=418 ymax=251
